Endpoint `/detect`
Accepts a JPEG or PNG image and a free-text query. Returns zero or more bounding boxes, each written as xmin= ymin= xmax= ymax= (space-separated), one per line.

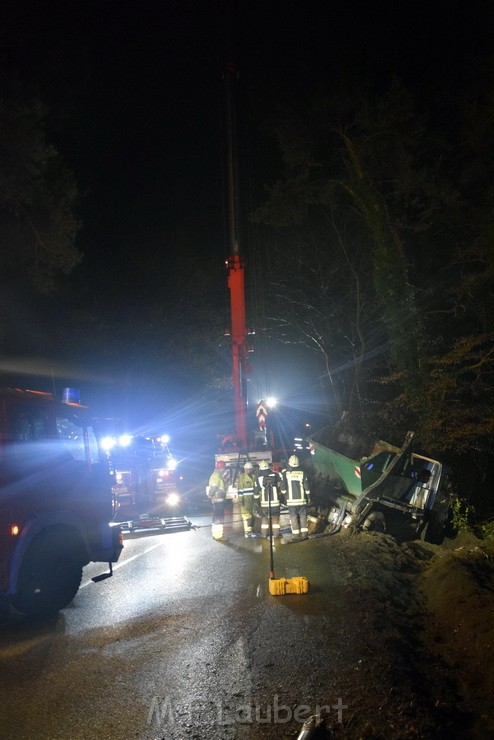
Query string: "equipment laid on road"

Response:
xmin=113 ymin=514 xmax=192 ymax=535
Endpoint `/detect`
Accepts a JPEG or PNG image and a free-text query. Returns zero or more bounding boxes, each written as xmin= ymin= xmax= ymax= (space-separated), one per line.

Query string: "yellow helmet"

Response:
xmin=288 ymin=455 xmax=299 ymax=467
xmin=259 ymin=460 xmax=270 ymax=470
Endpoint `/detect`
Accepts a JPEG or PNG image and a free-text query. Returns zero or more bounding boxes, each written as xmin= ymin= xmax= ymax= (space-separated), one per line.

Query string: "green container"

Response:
xmin=307 ymin=436 xmax=400 ymax=497
xmin=308 ymin=440 xmax=364 ymax=496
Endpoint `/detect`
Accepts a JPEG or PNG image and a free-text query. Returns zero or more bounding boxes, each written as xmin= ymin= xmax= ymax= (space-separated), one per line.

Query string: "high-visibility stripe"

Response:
xmin=212 ymin=523 xmax=224 ymax=539
xmin=284 ymin=470 xmax=308 ymax=505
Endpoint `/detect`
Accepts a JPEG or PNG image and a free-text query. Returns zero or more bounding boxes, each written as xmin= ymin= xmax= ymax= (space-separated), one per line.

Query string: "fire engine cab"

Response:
xmin=104 ymin=434 xmax=190 ymax=533
xmin=0 ymin=387 xmax=123 ymax=619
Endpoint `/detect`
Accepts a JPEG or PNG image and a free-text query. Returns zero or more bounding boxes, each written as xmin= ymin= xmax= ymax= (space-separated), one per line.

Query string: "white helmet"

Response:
xmin=288 ymin=455 xmax=299 ymax=467
xmin=259 ymin=460 xmax=270 ymax=470
xmin=244 ymin=461 xmax=253 ymax=471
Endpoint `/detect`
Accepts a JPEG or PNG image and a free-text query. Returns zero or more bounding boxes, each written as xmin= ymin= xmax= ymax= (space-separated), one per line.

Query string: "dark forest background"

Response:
xmin=0 ymin=1 xmax=493 ymax=517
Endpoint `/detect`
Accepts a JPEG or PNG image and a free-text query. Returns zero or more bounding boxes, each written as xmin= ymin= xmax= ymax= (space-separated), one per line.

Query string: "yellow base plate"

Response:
xmin=268 ymin=576 xmax=309 ymax=595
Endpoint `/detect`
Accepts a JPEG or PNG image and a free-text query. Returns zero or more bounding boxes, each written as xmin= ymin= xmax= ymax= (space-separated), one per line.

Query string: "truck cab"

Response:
xmin=0 ymin=387 xmax=122 ymax=618
xmin=308 ymin=429 xmax=453 ymax=543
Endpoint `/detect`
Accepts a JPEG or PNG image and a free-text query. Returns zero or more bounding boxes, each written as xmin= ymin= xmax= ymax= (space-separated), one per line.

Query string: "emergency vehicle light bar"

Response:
xmin=62 ymin=387 xmax=81 ymax=404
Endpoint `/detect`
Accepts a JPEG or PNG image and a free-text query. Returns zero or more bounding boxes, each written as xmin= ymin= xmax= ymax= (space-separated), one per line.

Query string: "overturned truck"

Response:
xmin=307 ymin=429 xmax=453 ymax=543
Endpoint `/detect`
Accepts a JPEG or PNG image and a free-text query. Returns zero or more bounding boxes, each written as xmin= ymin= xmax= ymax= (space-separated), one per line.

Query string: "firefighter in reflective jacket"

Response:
xmin=208 ymin=460 xmax=228 ymax=540
xmin=236 ymin=461 xmax=260 ymax=538
xmin=257 ymin=460 xmax=283 ymax=539
xmin=282 ymin=455 xmax=310 ymax=539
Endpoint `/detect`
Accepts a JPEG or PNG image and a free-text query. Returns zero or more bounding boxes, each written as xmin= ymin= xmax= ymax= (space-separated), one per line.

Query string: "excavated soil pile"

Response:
xmin=322 ymin=528 xmax=494 ymax=739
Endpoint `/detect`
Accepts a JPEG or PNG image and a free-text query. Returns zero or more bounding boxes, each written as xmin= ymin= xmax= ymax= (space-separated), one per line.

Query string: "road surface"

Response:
xmin=0 ymin=508 xmax=353 ymax=739
xmin=1 ymin=507 xmax=482 ymax=739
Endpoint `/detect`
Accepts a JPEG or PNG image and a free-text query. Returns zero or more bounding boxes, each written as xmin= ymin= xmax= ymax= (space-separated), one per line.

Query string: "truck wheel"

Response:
xmin=13 ymin=540 xmax=83 ymax=619
xmin=362 ymin=511 xmax=386 ymax=533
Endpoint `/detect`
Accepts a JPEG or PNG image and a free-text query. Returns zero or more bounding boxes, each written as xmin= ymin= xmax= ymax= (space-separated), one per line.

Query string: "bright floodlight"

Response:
xmin=266 ymin=397 xmax=277 ymax=408
xmin=167 ymin=457 xmax=177 ymax=471
xmin=159 ymin=434 xmax=170 ymax=444
xmin=101 ymin=436 xmax=115 ymax=451
xmin=119 ymin=434 xmax=132 ymax=447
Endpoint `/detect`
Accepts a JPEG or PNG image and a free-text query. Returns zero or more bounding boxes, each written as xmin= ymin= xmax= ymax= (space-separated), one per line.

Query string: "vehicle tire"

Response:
xmin=13 ymin=538 xmax=84 ymax=619
xmin=362 ymin=511 xmax=386 ymax=533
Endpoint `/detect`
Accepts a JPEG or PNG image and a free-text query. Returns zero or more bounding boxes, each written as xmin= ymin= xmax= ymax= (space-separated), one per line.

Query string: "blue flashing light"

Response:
xmin=62 ymin=387 xmax=81 ymax=404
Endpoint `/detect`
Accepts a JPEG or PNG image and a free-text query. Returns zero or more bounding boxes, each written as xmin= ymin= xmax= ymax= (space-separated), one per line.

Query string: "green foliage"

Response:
xmin=479 ymin=519 xmax=494 ymax=543
xmin=449 ymin=494 xmax=476 ymax=531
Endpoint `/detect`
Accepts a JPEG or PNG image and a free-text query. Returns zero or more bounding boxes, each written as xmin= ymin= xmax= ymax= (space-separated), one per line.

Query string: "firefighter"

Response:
xmin=236 ymin=461 xmax=260 ymax=538
xmin=257 ymin=460 xmax=283 ymax=539
xmin=282 ymin=455 xmax=310 ymax=539
xmin=208 ymin=459 xmax=229 ymax=541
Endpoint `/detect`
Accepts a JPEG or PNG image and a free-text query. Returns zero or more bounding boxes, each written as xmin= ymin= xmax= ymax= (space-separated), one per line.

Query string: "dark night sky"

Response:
xmin=5 ymin=0 xmax=492 ymax=262
xmin=1 ymin=0 xmax=493 ymax=445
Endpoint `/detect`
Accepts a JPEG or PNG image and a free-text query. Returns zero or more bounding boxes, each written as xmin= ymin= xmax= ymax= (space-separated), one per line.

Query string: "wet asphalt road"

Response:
xmin=0 ymin=507 xmax=356 ymax=740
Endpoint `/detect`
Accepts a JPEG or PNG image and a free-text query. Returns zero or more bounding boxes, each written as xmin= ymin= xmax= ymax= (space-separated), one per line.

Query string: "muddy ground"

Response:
xmin=314 ymin=527 xmax=494 ymax=740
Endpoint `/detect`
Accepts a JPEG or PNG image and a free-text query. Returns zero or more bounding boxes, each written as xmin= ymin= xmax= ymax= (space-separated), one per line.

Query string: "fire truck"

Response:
xmin=105 ymin=434 xmax=190 ymax=533
xmin=0 ymin=387 xmax=123 ymax=619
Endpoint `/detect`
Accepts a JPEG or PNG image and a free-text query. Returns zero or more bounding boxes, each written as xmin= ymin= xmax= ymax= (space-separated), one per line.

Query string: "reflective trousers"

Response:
xmin=212 ymin=500 xmax=226 ymax=539
xmin=260 ymin=507 xmax=280 ymax=537
xmin=287 ymin=504 xmax=308 ymax=535
xmin=240 ymin=494 xmax=258 ymax=534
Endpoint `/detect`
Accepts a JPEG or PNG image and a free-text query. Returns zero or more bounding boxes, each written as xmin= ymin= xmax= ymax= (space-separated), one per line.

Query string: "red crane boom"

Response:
xmin=225 ymin=64 xmax=248 ymax=450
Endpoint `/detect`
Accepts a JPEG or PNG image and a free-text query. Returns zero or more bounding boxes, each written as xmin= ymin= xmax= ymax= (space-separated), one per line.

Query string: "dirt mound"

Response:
xmin=419 ymin=531 xmax=494 ymax=737
xmin=324 ymin=528 xmax=494 ymax=738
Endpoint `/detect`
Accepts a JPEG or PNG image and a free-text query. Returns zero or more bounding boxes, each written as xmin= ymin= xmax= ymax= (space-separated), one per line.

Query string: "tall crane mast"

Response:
xmin=225 ymin=63 xmax=248 ymax=450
